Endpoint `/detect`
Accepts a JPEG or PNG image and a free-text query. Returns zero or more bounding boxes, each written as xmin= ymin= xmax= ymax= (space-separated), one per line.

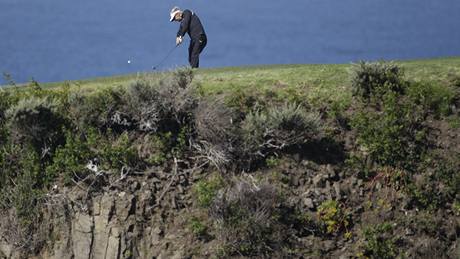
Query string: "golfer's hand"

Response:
xmin=176 ymin=36 xmax=183 ymax=46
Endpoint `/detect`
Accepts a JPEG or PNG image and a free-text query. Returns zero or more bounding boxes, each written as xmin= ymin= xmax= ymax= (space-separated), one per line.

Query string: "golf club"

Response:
xmin=152 ymin=45 xmax=178 ymax=70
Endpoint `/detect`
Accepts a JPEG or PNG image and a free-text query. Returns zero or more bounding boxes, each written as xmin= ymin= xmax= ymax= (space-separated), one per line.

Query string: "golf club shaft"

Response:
xmin=153 ymin=45 xmax=178 ymax=70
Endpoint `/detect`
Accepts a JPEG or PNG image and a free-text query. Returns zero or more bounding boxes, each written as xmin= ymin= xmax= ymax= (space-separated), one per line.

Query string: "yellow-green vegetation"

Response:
xmin=317 ymin=200 xmax=351 ymax=235
xmin=188 ymin=216 xmax=208 ymax=238
xmin=194 ymin=174 xmax=224 ymax=208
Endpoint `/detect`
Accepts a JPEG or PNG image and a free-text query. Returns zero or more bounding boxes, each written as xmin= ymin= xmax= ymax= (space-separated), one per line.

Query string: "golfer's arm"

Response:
xmin=177 ymin=11 xmax=191 ymax=37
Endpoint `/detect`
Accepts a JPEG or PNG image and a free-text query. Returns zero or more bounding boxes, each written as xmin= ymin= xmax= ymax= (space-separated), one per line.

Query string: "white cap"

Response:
xmin=170 ymin=6 xmax=181 ymax=22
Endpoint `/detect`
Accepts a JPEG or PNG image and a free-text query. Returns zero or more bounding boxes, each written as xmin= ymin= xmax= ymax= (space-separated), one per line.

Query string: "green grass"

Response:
xmin=5 ymin=57 xmax=460 ymax=107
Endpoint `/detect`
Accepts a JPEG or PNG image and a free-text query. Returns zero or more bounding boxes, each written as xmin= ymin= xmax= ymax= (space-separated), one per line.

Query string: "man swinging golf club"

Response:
xmin=170 ymin=6 xmax=207 ymax=68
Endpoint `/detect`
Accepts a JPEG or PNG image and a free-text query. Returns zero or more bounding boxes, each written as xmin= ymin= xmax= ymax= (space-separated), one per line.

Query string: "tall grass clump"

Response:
xmin=210 ymin=179 xmax=288 ymax=256
xmin=192 ymin=98 xmax=238 ymax=170
xmin=240 ymin=103 xmax=322 ymax=167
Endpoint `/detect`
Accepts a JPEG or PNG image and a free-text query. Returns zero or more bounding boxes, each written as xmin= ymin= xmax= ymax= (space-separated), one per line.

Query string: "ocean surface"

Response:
xmin=1 ymin=0 xmax=459 ymax=83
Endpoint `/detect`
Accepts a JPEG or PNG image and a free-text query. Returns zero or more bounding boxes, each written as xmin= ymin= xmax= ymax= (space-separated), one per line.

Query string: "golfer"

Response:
xmin=170 ymin=7 xmax=207 ymax=68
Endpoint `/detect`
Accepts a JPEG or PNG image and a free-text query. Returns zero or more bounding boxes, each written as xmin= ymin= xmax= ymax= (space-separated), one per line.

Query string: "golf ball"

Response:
xmin=127 ymin=60 xmax=131 ymax=64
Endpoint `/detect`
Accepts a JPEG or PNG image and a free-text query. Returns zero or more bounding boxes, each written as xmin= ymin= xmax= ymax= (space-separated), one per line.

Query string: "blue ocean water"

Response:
xmin=1 ymin=0 xmax=459 ymax=83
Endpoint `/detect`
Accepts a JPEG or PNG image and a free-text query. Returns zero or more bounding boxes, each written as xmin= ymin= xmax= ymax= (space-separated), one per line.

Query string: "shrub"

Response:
xmin=6 ymin=96 xmax=65 ymax=155
xmin=116 ymin=68 xmax=198 ymax=134
xmin=100 ymin=131 xmax=139 ymax=170
xmin=225 ymin=88 xmax=263 ymax=115
xmin=83 ymin=129 xmax=139 ymax=171
xmin=0 ymin=146 xmax=43 ymax=228
xmin=45 ymin=130 xmax=94 ymax=185
xmin=47 ymin=128 xmax=140 ymax=185
xmin=241 ymin=103 xmax=322 ymax=164
xmin=133 ymin=134 xmax=166 ymax=165
xmin=194 ymin=174 xmax=224 ymax=208
xmin=0 ymin=144 xmax=22 ymax=190
xmin=11 ymin=155 xmax=42 ymax=225
xmin=0 ymin=146 xmax=47 ymax=255
xmin=0 ymin=89 xmax=12 ymax=122
xmin=453 ymin=202 xmax=460 ymax=216
xmin=188 ymin=216 xmax=209 ymax=238
xmin=317 ymin=200 xmax=351 ymax=235
xmin=351 ymin=61 xmax=405 ymax=100
xmin=265 ymin=156 xmax=280 ymax=168
xmin=209 ymin=179 xmax=287 ymax=256
xmin=361 ymin=223 xmax=399 ymax=259
xmin=194 ymin=97 xmax=237 ymax=144
xmin=407 ymin=81 xmax=455 ymax=117
xmin=192 ymin=141 xmax=232 ymax=171
xmin=449 ymin=74 xmax=460 ymax=88
xmin=124 ymin=80 xmax=162 ymax=132
xmin=156 ymin=69 xmax=198 ymax=127
xmin=68 ymin=87 xmax=128 ymax=131
xmin=191 ymin=98 xmax=238 ymax=170
xmin=406 ymin=153 xmax=460 ymax=210
xmin=351 ymin=91 xmax=427 ymax=172
xmin=0 ymin=90 xmax=13 ymax=144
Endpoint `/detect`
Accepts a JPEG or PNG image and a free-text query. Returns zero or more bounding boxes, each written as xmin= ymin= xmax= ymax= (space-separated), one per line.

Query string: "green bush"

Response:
xmin=0 ymin=90 xmax=13 ymax=145
xmin=449 ymin=74 xmax=460 ymax=88
xmin=194 ymin=174 xmax=224 ymax=208
xmin=135 ymin=128 xmax=190 ymax=167
xmin=224 ymin=88 xmax=264 ymax=115
xmin=97 ymin=131 xmax=139 ymax=170
xmin=0 ymin=144 xmax=23 ymax=190
xmin=0 ymin=144 xmax=46 ymax=254
xmin=67 ymin=86 xmax=128 ymax=131
xmin=0 ymin=146 xmax=43 ymax=226
xmin=45 ymin=130 xmax=94 ymax=185
xmin=133 ymin=134 xmax=166 ymax=166
xmin=0 ymin=89 xmax=12 ymax=122
xmin=47 ymin=128 xmax=140 ymax=185
xmin=350 ymin=63 xmax=456 ymax=174
xmin=362 ymin=223 xmax=399 ymax=259
xmin=188 ymin=216 xmax=209 ymax=238
xmin=6 ymin=96 xmax=65 ymax=154
xmin=265 ymin=156 xmax=280 ymax=168
xmin=406 ymin=153 xmax=460 ymax=210
xmin=351 ymin=91 xmax=427 ymax=172
xmin=407 ymin=81 xmax=455 ymax=117
xmin=351 ymin=61 xmax=405 ymax=100
xmin=241 ymin=103 xmax=322 ymax=164
xmin=12 ymin=156 xmax=43 ymax=225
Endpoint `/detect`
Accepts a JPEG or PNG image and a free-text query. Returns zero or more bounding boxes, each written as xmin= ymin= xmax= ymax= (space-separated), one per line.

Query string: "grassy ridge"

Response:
xmin=33 ymin=57 xmax=460 ymax=111
xmin=38 ymin=56 xmax=460 ymax=89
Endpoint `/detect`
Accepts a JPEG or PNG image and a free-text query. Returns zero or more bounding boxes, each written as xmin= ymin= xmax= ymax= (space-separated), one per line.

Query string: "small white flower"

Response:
xmin=86 ymin=160 xmax=99 ymax=173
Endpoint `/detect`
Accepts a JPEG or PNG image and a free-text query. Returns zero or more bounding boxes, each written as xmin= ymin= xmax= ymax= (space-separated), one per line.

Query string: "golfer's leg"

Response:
xmin=188 ymin=41 xmax=194 ymax=65
xmin=190 ymin=38 xmax=202 ymax=68
xmin=199 ymin=35 xmax=207 ymax=54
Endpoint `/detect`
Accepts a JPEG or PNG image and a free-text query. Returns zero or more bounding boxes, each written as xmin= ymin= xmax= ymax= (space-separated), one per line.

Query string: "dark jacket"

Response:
xmin=177 ymin=9 xmax=206 ymax=40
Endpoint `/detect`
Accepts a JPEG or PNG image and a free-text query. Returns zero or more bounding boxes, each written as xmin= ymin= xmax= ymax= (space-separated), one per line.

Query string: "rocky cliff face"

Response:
xmin=0 ymin=167 xmax=207 ymax=259
xmin=1 ymin=155 xmax=459 ymax=258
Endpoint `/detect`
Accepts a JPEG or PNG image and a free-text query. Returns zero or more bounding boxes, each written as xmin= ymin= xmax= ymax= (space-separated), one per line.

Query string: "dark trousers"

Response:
xmin=188 ymin=34 xmax=207 ymax=68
